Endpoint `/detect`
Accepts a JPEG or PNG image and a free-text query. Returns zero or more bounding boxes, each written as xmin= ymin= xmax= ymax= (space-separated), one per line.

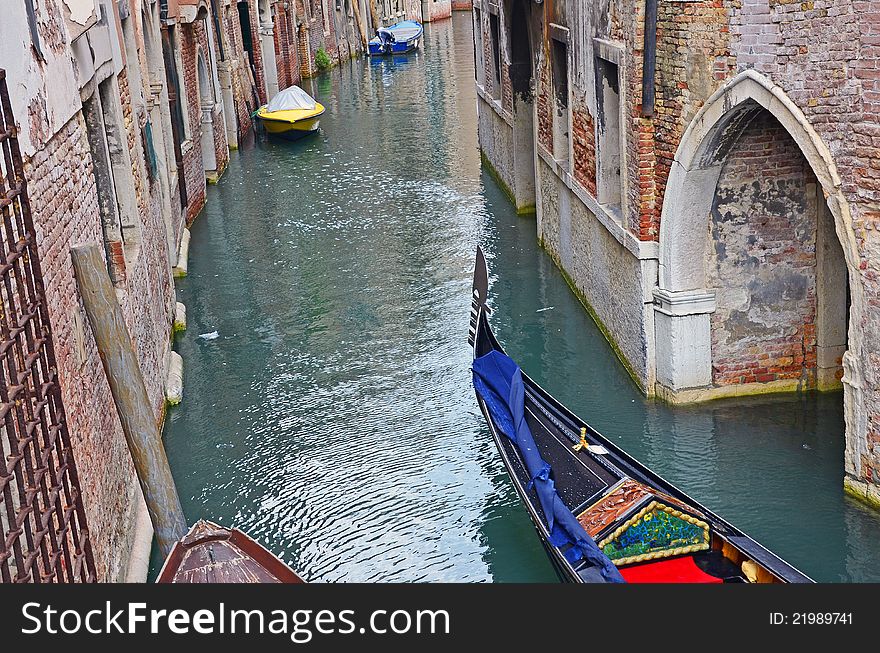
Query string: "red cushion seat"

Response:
xmin=619 ymin=555 xmax=724 ymax=583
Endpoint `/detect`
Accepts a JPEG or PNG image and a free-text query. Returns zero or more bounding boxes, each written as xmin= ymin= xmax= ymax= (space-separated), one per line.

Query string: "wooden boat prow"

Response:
xmin=157 ymin=520 xmax=304 ymax=583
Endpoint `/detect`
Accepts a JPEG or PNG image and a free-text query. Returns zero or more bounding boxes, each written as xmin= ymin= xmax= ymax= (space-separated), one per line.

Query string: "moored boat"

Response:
xmin=157 ymin=520 xmax=304 ymax=583
xmin=368 ymin=21 xmax=423 ymax=56
xmin=256 ymin=85 xmax=325 ymax=140
xmin=469 ymin=247 xmax=813 ymax=583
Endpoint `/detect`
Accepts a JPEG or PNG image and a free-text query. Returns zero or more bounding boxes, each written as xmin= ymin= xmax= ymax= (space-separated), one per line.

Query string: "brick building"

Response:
xmin=474 ymin=0 xmax=880 ymax=507
xmin=0 ymin=0 xmax=260 ymax=581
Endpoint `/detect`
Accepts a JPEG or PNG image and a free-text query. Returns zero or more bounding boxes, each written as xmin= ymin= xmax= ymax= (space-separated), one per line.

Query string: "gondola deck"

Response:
xmin=469 ymin=247 xmax=812 ymax=584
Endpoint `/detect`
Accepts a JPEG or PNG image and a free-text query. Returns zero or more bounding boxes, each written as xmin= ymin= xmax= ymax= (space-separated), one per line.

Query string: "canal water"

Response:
xmin=162 ymin=13 xmax=880 ymax=582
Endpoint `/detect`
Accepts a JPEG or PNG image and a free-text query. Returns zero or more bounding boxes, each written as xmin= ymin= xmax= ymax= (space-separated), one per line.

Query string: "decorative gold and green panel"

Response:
xmin=598 ymin=501 xmax=710 ymax=566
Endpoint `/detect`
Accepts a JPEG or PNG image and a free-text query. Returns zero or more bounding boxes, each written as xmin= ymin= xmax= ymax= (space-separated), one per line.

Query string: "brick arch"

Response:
xmin=654 ymin=70 xmax=866 ymax=483
xmin=659 ymin=69 xmax=859 ymax=292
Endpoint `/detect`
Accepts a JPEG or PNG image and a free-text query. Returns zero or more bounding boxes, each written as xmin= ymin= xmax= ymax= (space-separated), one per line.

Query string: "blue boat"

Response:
xmin=368 ymin=20 xmax=423 ymax=56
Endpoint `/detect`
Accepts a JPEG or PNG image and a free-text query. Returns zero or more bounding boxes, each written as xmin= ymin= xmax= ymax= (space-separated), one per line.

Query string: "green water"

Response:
xmin=162 ymin=13 xmax=880 ymax=582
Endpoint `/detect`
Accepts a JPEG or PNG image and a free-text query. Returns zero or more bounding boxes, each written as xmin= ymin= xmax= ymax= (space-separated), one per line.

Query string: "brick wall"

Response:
xmin=537 ymin=55 xmax=552 ymax=154
xmin=246 ymin=0 xmax=268 ymax=104
xmin=708 ymin=110 xmax=819 ymax=387
xmin=295 ymin=0 xmax=340 ymax=78
xmin=223 ymin=4 xmax=257 ymax=139
xmin=571 ymin=94 xmax=597 ymax=196
xmin=274 ymin=2 xmax=302 ymax=89
xmin=25 ymin=87 xmax=177 ymax=579
xmin=181 ymin=23 xmax=208 ymax=224
xmin=24 ymin=115 xmax=138 ymax=582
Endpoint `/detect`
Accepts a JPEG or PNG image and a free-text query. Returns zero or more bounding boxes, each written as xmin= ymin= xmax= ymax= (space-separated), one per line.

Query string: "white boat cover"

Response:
xmin=265 ymin=86 xmax=317 ymax=112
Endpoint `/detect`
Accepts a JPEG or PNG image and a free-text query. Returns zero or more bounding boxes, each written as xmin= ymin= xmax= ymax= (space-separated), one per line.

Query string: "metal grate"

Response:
xmin=0 ymin=69 xmax=97 ymax=582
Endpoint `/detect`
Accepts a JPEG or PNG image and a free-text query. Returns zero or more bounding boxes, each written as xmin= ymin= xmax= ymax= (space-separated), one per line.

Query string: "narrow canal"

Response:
xmin=162 ymin=13 xmax=880 ymax=582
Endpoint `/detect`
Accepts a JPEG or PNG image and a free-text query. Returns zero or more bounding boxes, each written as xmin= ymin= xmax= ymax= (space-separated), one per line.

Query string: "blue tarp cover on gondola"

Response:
xmin=473 ymin=350 xmax=625 ymax=583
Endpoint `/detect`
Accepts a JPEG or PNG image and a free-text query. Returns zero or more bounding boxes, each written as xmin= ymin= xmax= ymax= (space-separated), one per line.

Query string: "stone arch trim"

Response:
xmin=654 ymin=71 xmax=867 ymax=484
xmin=196 ymin=47 xmax=212 ymax=107
xmin=659 ymin=69 xmax=859 ymax=293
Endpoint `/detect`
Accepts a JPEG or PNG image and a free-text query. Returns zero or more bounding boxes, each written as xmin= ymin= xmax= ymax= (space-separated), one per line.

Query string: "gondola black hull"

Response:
xmin=469 ymin=247 xmax=812 ymax=584
xmin=475 ymin=397 xmax=581 ymax=583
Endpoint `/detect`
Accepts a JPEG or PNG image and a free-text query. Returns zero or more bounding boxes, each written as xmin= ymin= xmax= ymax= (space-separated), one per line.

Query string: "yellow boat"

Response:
xmin=256 ymin=85 xmax=325 ymax=139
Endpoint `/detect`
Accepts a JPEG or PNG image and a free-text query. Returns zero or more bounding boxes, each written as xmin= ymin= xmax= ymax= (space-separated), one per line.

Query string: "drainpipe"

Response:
xmin=641 ymin=0 xmax=657 ymax=117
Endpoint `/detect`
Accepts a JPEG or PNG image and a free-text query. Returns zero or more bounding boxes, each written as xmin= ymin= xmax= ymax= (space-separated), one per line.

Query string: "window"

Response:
xmin=197 ymin=50 xmax=214 ymax=108
xmin=98 ymin=78 xmax=141 ymax=261
xmin=238 ymin=2 xmax=255 ymax=57
xmin=161 ymin=23 xmax=188 ymax=208
xmin=25 ymin=0 xmax=44 ymax=61
xmin=322 ymin=0 xmax=331 ymax=34
xmin=121 ymin=12 xmax=151 ymax=184
xmin=596 ymin=57 xmax=621 ymax=212
xmin=551 ymin=36 xmax=569 ymax=165
xmin=81 ymin=78 xmax=142 ymax=284
xmin=166 ymin=26 xmax=190 ymax=142
xmin=489 ymin=12 xmax=501 ymax=100
xmin=212 ymin=0 xmax=227 ymax=60
xmin=82 ymin=93 xmax=123 ymax=283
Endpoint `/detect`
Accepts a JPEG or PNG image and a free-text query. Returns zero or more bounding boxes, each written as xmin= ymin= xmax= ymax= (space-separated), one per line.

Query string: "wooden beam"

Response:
xmin=71 ymin=243 xmax=187 ymax=559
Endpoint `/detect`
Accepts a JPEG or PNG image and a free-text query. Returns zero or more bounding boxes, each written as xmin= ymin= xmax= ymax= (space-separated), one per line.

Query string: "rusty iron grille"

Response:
xmin=0 ymin=69 xmax=97 ymax=582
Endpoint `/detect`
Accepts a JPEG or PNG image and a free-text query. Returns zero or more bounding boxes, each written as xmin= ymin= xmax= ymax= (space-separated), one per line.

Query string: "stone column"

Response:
xmin=260 ymin=18 xmax=280 ymax=98
xmin=200 ymin=103 xmax=218 ymax=179
xmin=653 ymin=288 xmax=716 ymax=399
xmin=217 ymin=60 xmax=238 ymax=149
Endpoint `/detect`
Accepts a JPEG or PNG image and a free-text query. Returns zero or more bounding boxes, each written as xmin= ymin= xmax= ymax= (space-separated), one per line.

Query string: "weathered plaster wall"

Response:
xmin=708 ymin=110 xmax=819 ymax=388
xmin=2 ymin=1 xmax=82 ymax=158
xmin=477 ymin=94 xmax=517 ymax=202
xmin=424 ymin=0 xmax=453 ymax=22
xmin=537 ymin=157 xmax=649 ymax=385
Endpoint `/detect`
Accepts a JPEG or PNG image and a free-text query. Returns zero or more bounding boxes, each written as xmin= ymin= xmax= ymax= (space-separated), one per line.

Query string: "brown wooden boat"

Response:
xmin=156 ymin=520 xmax=304 ymax=583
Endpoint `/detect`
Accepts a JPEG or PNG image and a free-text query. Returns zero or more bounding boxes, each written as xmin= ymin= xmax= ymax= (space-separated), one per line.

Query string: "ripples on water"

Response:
xmin=162 ymin=14 xmax=880 ymax=582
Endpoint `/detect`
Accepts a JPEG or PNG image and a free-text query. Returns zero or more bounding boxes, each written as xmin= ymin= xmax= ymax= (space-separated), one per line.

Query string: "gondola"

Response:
xmin=157 ymin=520 xmax=304 ymax=583
xmin=469 ymin=247 xmax=813 ymax=583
